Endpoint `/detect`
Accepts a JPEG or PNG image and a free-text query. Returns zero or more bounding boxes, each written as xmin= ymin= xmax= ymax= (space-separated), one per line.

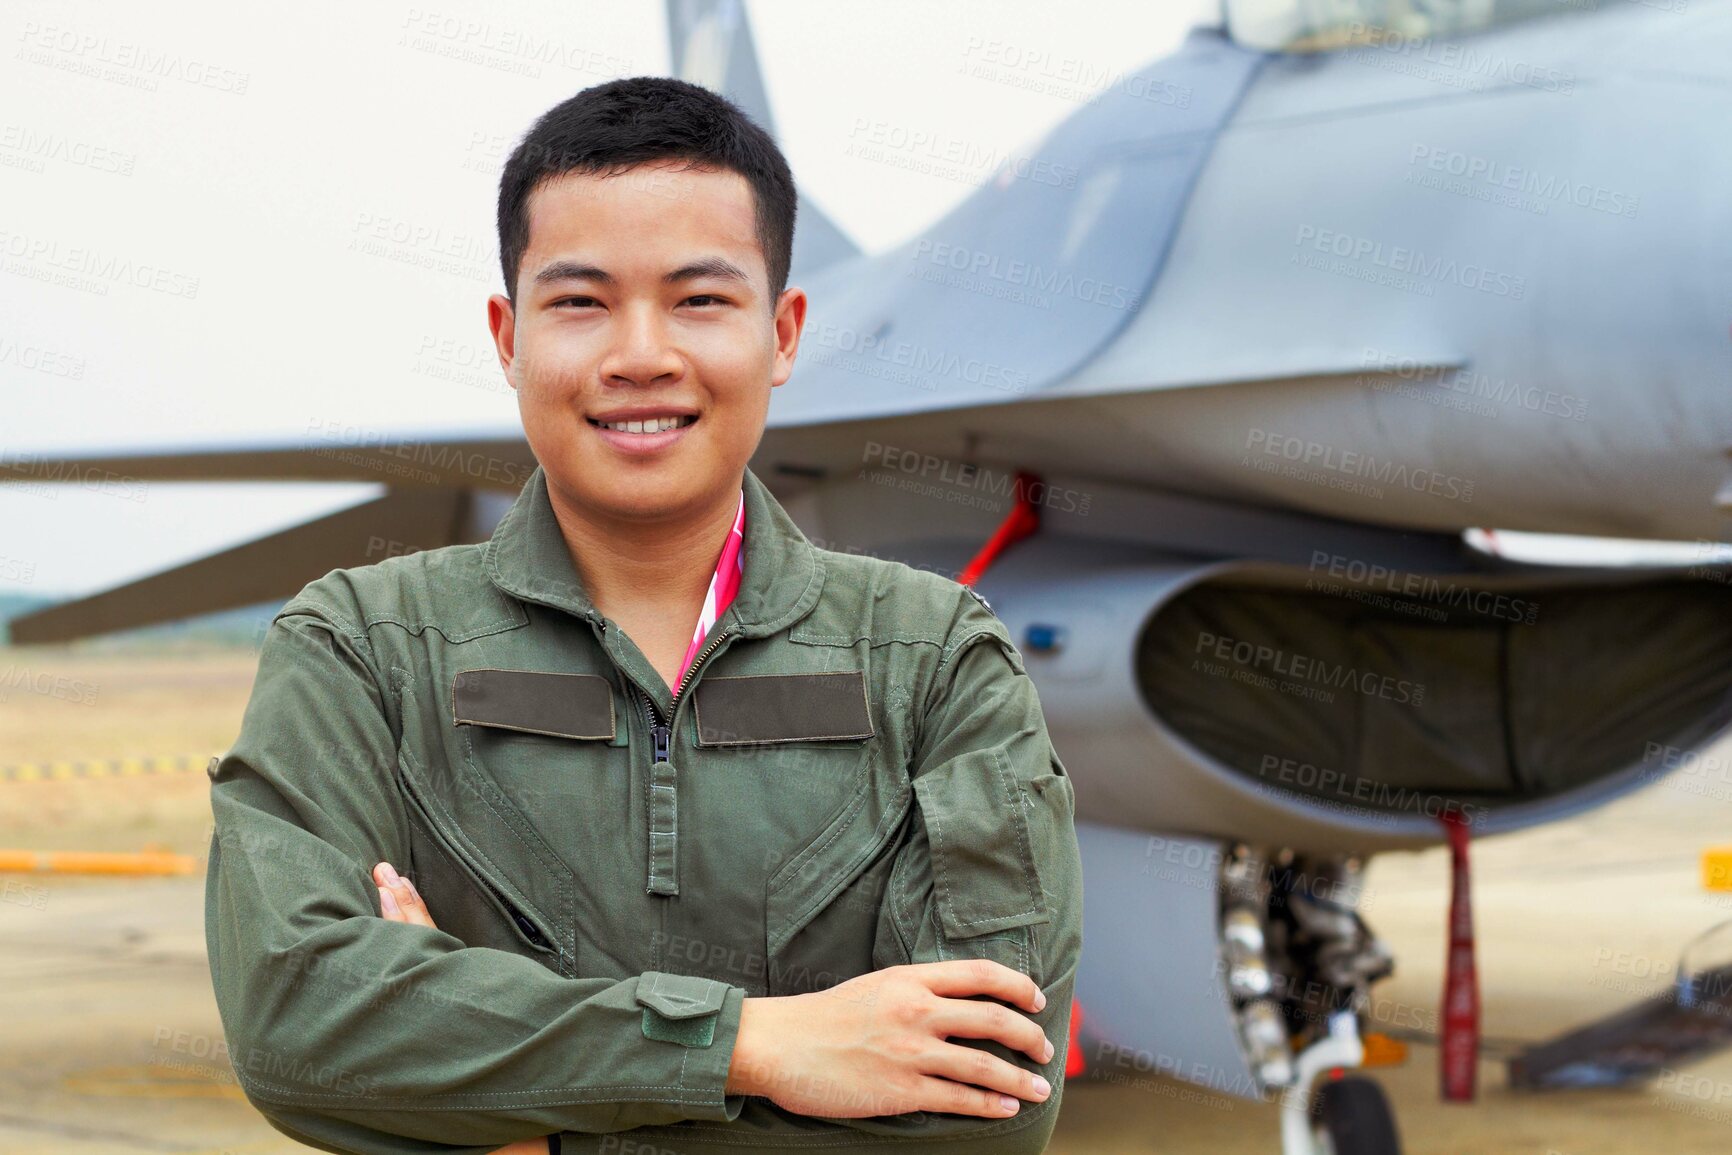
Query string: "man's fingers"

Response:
xmin=925 ymin=1040 xmax=1051 ymax=1105
xmin=929 ymin=996 xmax=1053 ymax=1064
xmin=907 ymin=958 xmax=1044 ymax=1014
xmin=914 ymin=1073 xmax=1025 ymax=1119
xmin=372 ymin=861 xmax=438 ymax=929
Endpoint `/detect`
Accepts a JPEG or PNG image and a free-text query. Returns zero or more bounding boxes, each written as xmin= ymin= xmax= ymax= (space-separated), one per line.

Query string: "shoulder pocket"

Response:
xmin=912 ymin=745 xmax=1050 ymax=940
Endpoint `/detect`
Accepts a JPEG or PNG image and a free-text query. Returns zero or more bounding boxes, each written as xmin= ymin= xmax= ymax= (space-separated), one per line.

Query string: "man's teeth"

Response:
xmin=594 ymin=415 xmax=696 ymax=434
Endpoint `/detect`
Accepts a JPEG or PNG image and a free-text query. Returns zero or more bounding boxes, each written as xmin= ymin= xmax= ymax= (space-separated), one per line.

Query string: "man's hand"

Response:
xmin=372 ymin=862 xmax=552 ymax=1155
xmin=373 ymin=865 xmax=1053 ymax=1132
xmin=725 ymin=959 xmax=1055 ymax=1120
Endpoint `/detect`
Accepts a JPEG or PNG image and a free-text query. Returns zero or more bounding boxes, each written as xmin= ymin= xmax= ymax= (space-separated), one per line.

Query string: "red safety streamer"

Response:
xmin=1440 ymin=809 xmax=1478 ymax=1101
xmin=956 ymin=471 xmax=1042 ymax=587
xmin=1065 ymin=999 xmax=1086 ymax=1079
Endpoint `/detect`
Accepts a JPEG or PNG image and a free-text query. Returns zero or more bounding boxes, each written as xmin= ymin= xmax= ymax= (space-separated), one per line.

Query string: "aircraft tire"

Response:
xmin=1313 ymin=1075 xmax=1401 ymax=1155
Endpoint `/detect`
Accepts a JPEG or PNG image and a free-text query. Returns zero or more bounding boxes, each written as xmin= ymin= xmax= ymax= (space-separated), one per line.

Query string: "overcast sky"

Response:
xmin=3 ymin=0 xmax=1707 ymax=602
xmin=2 ymin=0 xmax=1224 ymax=598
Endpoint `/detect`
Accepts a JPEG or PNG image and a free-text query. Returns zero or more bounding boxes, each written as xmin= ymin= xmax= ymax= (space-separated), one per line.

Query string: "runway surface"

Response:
xmin=2 ymin=645 xmax=1729 ymax=1153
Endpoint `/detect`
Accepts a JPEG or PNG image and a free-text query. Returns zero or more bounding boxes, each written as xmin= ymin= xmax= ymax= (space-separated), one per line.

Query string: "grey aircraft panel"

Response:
xmin=1050 ymin=1 xmax=1732 ymax=540
xmin=1071 ymin=822 xmax=1255 ymax=1099
xmin=769 ymin=30 xmax=1266 ymax=426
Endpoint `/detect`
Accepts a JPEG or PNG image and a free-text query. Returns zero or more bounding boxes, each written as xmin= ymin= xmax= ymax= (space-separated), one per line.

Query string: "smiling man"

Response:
xmin=204 ymin=77 xmax=1083 ymax=1155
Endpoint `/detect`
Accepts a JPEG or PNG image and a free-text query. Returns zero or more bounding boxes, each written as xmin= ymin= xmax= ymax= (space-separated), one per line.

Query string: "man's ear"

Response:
xmin=770 ymin=285 xmax=807 ymax=389
xmin=487 ymin=292 xmax=518 ymax=390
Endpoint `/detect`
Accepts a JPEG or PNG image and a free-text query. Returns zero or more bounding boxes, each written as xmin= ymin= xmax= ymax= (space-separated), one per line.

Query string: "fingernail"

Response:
xmin=380 ymin=887 xmax=399 ymax=914
xmin=999 ymin=1095 xmax=1019 ymax=1114
xmin=380 ymin=862 xmax=401 ymax=885
xmin=1043 ymin=1037 xmax=1055 ymax=1061
xmin=1031 ymin=1074 xmax=1051 ymax=1098
xmin=1034 ymin=989 xmax=1047 ymax=1010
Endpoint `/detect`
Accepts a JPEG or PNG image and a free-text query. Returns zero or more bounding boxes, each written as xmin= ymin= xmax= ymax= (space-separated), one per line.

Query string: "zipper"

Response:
xmin=588 ymin=609 xmax=734 ymax=897
xmin=635 ymin=627 xmax=732 ymax=767
xmin=396 ymin=757 xmax=556 ymax=955
xmin=675 ymin=626 xmax=733 ymax=704
xmin=586 ymin=610 xmax=733 ymax=758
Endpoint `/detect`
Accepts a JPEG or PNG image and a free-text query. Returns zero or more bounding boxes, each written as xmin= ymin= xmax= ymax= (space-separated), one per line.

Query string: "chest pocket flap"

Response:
xmin=451 ymin=669 xmax=616 ymax=740
xmin=692 ymin=671 xmax=874 ymax=746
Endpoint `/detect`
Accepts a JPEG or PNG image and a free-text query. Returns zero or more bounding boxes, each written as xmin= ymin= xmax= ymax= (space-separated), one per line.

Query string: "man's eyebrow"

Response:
xmin=662 ymin=257 xmax=751 ymax=286
xmin=531 ymin=257 xmax=751 ymax=289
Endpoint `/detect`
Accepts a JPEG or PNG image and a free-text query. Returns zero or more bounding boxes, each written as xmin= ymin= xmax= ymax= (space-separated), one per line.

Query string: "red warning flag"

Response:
xmin=1440 ymin=809 xmax=1479 ymax=1101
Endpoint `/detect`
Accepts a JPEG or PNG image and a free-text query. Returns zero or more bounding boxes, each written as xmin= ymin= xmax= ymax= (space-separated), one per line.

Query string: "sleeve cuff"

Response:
xmin=641 ymin=976 xmax=748 ymax=1122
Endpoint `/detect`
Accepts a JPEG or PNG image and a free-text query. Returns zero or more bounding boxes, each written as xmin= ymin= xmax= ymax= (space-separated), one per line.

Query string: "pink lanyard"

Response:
xmin=675 ymin=488 xmax=744 ymax=690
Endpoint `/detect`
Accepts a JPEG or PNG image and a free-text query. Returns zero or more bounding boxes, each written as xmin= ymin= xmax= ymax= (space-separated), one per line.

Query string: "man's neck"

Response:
xmin=546 ymin=477 xmax=744 ymax=623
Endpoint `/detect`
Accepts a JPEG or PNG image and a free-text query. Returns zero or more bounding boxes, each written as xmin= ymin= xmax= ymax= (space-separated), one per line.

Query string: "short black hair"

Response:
xmin=497 ymin=76 xmax=796 ymax=310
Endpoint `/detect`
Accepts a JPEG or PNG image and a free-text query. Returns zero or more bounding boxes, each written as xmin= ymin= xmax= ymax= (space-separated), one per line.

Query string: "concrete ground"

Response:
xmin=2 ymin=644 xmax=1730 ymax=1153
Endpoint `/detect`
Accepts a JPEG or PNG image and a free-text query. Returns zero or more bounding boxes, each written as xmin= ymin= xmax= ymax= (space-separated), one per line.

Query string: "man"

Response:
xmin=204 ymin=77 xmax=1083 ymax=1155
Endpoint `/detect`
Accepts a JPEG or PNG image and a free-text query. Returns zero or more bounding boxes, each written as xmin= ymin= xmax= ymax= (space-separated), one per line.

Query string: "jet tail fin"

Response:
xmin=664 ymin=0 xmax=861 ymax=280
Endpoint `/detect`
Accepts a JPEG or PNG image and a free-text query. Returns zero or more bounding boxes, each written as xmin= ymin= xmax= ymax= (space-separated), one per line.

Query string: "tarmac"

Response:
xmin=2 ymin=645 xmax=1729 ymax=1153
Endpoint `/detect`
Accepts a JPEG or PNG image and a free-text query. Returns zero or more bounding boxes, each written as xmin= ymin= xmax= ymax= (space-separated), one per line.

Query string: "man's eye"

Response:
xmin=684 ymin=295 xmax=726 ymax=307
xmin=553 ymin=296 xmax=598 ymax=308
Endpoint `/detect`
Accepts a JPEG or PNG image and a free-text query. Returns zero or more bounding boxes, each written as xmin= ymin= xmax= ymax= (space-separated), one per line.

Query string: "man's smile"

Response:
xmin=585 ymin=407 xmax=701 ymax=453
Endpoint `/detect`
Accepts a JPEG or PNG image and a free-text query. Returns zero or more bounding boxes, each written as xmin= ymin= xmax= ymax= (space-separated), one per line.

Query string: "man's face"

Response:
xmin=488 ymin=159 xmax=805 ymax=524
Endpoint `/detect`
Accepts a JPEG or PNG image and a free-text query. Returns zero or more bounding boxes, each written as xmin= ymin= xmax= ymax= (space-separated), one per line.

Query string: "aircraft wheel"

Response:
xmin=1312 ymin=1076 xmax=1401 ymax=1155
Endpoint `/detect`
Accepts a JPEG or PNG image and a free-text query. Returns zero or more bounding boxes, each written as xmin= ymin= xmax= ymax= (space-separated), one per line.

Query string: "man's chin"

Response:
xmin=555 ymin=472 xmax=732 ymax=526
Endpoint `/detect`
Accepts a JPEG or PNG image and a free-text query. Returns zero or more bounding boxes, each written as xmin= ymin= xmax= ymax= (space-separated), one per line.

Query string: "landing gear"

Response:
xmin=1278 ymin=1011 xmax=1402 ymax=1155
xmin=1220 ymin=848 xmax=1404 ymax=1155
xmin=1312 ymin=1075 xmax=1401 ymax=1155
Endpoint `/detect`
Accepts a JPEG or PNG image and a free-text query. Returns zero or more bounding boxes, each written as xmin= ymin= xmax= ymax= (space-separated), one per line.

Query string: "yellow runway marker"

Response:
xmin=0 ymin=849 xmax=197 ymax=874
xmin=1704 ymin=845 xmax=1732 ymax=891
xmin=62 ymin=1062 xmax=249 ymax=1100
xmin=0 ymin=753 xmax=222 ymax=783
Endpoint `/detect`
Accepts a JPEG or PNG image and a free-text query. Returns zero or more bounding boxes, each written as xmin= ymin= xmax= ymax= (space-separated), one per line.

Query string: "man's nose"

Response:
xmin=600 ymin=302 xmax=683 ymax=384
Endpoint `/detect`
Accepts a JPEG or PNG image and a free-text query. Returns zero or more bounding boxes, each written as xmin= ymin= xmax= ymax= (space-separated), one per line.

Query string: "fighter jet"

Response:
xmin=8 ymin=1 xmax=1731 ymax=1151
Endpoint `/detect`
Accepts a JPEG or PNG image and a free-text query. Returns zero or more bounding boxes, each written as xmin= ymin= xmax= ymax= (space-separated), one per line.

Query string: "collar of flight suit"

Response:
xmin=484 ymin=460 xmax=827 ymax=644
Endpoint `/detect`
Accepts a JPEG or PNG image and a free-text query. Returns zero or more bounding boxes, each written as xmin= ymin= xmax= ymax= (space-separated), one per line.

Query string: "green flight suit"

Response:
xmin=204 ymin=459 xmax=1084 ymax=1154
